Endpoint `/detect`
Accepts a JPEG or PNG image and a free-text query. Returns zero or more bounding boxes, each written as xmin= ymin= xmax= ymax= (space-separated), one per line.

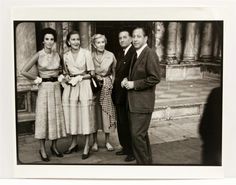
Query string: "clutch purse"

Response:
xmin=91 ymin=76 xmax=103 ymax=94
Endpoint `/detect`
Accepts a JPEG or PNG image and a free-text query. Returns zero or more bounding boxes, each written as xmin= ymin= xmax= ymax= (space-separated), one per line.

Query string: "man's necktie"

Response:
xmin=131 ymin=53 xmax=137 ymax=73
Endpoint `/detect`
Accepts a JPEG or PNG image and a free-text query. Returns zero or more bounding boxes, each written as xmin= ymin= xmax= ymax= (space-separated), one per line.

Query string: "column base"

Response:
xmin=160 ymin=63 xmax=202 ymax=81
xmin=160 ymin=62 xmax=221 ymax=81
xmin=165 ymin=56 xmax=178 ymax=65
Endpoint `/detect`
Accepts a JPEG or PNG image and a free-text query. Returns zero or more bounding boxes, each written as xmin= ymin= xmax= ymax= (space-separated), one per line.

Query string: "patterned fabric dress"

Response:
xmin=35 ymin=49 xmax=66 ymax=140
xmin=92 ymin=50 xmax=117 ymax=133
xmin=62 ymin=48 xmax=96 ymax=135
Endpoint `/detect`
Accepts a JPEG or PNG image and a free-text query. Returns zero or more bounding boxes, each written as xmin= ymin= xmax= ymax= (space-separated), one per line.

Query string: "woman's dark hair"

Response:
xmin=66 ymin=30 xmax=80 ymax=47
xmin=41 ymin=27 xmax=57 ymax=42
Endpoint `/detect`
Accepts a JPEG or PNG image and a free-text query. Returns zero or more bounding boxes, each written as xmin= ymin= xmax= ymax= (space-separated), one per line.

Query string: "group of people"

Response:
xmin=21 ymin=26 xmax=160 ymax=164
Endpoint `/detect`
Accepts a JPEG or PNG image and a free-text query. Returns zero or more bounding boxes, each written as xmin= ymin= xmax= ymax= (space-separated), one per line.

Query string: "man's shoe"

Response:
xmin=125 ymin=155 xmax=135 ymax=162
xmin=115 ymin=150 xmax=127 ymax=155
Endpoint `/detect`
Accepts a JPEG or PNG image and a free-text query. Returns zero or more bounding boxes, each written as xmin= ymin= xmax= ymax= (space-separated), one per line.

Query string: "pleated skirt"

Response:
xmin=35 ymin=81 xmax=67 ymax=140
xmin=62 ymin=79 xmax=96 ymax=135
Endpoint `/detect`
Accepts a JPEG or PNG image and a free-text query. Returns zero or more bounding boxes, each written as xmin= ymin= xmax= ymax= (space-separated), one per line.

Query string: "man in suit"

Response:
xmin=112 ymin=30 xmax=136 ymax=162
xmin=122 ymin=27 xmax=160 ymax=164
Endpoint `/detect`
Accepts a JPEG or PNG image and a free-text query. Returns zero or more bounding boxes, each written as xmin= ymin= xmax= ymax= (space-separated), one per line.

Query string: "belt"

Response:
xmin=42 ymin=77 xmax=58 ymax=82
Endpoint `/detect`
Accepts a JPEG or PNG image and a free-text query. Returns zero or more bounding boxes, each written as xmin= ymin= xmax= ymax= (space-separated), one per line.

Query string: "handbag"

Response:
xmin=90 ymin=76 xmax=103 ymax=94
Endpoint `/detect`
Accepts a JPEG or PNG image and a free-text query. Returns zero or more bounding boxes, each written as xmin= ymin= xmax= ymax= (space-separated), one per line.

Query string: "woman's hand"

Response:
xmin=96 ymin=74 xmax=103 ymax=81
xmin=34 ymin=76 xmax=42 ymax=85
xmin=57 ymin=74 xmax=65 ymax=82
xmin=68 ymin=75 xmax=83 ymax=86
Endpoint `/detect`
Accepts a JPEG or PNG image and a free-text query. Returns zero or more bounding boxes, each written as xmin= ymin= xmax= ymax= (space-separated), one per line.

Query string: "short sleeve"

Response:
xmin=85 ymin=50 xmax=95 ymax=71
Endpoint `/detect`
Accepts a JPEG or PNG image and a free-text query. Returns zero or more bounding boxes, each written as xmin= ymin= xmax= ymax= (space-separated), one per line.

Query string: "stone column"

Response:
xmin=213 ymin=22 xmax=223 ymax=63
xmin=176 ymin=22 xmax=183 ymax=62
xmin=182 ymin=22 xmax=197 ymax=62
xmin=154 ymin=22 xmax=165 ymax=62
xmin=166 ymin=22 xmax=178 ymax=64
xmin=62 ymin=22 xmax=74 ymax=54
xmin=55 ymin=22 xmax=64 ymax=56
xmin=217 ymin=40 xmax=222 ymax=63
xmin=79 ymin=22 xmax=91 ymax=49
xmin=41 ymin=22 xmax=56 ymax=29
xmin=199 ymin=22 xmax=214 ymax=62
xmin=16 ymin=22 xmax=37 ymax=80
xmin=194 ymin=23 xmax=201 ymax=61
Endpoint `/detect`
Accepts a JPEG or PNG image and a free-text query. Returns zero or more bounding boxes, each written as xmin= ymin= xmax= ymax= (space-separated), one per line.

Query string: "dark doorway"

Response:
xmin=95 ymin=21 xmax=153 ymax=57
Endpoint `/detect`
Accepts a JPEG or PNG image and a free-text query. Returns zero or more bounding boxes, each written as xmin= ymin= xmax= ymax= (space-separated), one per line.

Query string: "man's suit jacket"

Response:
xmin=128 ymin=46 xmax=161 ymax=113
xmin=112 ymin=45 xmax=136 ymax=105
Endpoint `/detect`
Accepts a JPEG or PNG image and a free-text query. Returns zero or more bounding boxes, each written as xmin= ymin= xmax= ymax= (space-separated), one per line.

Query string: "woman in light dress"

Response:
xmin=91 ymin=34 xmax=117 ymax=152
xmin=21 ymin=28 xmax=66 ymax=162
xmin=62 ymin=31 xmax=96 ymax=159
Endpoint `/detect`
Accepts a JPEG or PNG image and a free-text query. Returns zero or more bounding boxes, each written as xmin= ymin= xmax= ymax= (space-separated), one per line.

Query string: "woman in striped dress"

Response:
xmin=62 ymin=31 xmax=96 ymax=159
xmin=21 ymin=28 xmax=66 ymax=162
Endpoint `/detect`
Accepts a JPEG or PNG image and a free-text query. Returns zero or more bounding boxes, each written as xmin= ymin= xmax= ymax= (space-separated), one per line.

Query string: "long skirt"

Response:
xmin=62 ymin=79 xmax=96 ymax=135
xmin=95 ymin=91 xmax=116 ymax=133
xmin=35 ymin=81 xmax=67 ymax=140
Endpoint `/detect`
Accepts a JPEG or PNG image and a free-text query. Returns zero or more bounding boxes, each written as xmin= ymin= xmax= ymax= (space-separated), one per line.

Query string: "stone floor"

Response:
xmin=17 ymin=117 xmax=202 ymax=165
xmin=17 ymin=134 xmax=202 ymax=165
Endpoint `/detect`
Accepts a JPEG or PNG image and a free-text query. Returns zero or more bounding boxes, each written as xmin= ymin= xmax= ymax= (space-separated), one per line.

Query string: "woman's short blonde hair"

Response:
xmin=91 ymin=34 xmax=107 ymax=48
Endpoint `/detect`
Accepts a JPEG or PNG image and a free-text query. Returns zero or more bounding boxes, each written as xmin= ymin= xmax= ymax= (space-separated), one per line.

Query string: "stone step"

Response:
xmin=152 ymin=97 xmax=205 ymax=121
xmin=148 ymin=117 xmax=200 ymax=145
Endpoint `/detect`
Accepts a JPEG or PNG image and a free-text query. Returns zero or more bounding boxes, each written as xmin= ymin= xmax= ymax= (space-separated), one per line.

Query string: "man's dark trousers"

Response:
xmin=116 ymin=104 xmax=133 ymax=155
xmin=128 ymin=111 xmax=152 ymax=164
xmin=113 ymin=46 xmax=136 ymax=155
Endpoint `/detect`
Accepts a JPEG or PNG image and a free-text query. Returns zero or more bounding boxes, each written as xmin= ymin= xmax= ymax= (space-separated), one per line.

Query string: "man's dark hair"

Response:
xmin=118 ymin=28 xmax=132 ymax=37
xmin=132 ymin=27 xmax=148 ymax=37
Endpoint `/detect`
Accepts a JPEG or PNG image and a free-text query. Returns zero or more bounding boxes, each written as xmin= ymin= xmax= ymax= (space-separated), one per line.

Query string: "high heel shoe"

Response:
xmin=50 ymin=147 xmax=63 ymax=157
xmin=39 ymin=150 xmax=50 ymax=162
xmin=82 ymin=148 xmax=90 ymax=160
xmin=64 ymin=145 xmax=79 ymax=154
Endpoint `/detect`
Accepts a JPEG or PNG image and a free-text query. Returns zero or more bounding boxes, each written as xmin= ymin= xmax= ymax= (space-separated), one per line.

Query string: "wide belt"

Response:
xmin=42 ymin=77 xmax=58 ymax=82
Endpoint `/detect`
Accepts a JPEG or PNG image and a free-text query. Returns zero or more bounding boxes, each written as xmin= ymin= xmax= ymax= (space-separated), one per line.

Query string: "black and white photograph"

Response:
xmin=2 ymin=3 xmax=236 ymax=181
xmin=15 ymin=20 xmax=223 ymax=166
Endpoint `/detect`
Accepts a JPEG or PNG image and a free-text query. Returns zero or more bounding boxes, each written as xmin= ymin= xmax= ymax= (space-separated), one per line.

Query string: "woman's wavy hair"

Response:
xmin=66 ymin=30 xmax=80 ymax=47
xmin=91 ymin=34 xmax=107 ymax=49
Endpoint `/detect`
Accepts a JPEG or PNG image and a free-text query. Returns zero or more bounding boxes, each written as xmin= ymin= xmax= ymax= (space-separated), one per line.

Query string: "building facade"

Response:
xmin=15 ymin=21 xmax=223 ymax=134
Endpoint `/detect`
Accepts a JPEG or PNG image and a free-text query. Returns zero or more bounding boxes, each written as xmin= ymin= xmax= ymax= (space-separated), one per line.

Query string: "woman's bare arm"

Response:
xmin=21 ymin=53 xmax=39 ymax=80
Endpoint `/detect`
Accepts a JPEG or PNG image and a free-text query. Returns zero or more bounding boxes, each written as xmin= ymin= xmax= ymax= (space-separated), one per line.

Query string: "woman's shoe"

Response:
xmin=39 ymin=150 xmax=50 ymax=162
xmin=105 ymin=143 xmax=114 ymax=152
xmin=82 ymin=148 xmax=90 ymax=160
xmin=50 ymin=147 xmax=63 ymax=157
xmin=64 ymin=145 xmax=79 ymax=154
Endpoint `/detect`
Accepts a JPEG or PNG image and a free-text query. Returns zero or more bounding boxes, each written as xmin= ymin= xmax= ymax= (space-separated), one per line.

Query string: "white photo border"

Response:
xmin=5 ymin=5 xmax=235 ymax=179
